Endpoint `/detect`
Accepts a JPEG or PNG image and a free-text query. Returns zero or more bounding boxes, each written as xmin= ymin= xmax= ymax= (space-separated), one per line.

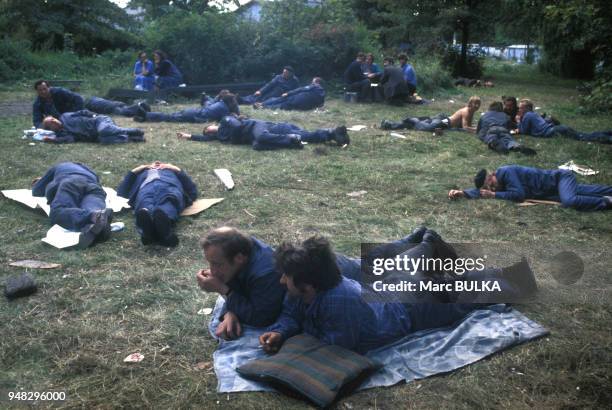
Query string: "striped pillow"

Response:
xmin=236 ymin=334 xmax=380 ymax=407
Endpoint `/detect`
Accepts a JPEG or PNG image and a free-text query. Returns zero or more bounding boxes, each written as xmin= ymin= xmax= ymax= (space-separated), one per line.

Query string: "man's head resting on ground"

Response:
xmin=42 ymin=116 xmax=62 ymax=131
xmin=275 ymin=236 xmax=342 ymax=302
xmin=200 ymin=227 xmax=253 ymax=283
xmin=475 ymin=169 xmax=498 ymax=191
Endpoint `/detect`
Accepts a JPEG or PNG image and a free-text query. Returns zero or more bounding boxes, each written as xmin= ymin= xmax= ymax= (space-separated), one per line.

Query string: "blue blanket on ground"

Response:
xmin=208 ymin=297 xmax=548 ymax=393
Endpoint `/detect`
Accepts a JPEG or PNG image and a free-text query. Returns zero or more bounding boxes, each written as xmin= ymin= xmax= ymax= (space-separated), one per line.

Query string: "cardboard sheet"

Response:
xmin=41 ymin=225 xmax=81 ymax=249
xmin=181 ymin=198 xmax=224 ymax=216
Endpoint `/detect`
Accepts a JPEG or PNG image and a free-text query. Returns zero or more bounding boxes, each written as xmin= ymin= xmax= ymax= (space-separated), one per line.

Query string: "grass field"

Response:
xmin=0 ymin=61 xmax=611 ymax=409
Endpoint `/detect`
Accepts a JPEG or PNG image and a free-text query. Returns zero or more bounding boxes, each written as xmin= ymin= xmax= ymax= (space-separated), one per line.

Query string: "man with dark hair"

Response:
xmin=196 ymin=226 xmax=428 ymax=340
xmin=476 ymin=101 xmax=536 ymax=155
xmin=448 ymin=165 xmax=612 ymax=211
xmin=238 ymin=67 xmax=300 ymax=105
xmin=32 ymin=80 xmax=84 ymax=128
xmin=378 ymin=57 xmax=410 ymax=104
xmin=32 ymin=80 xmax=151 ymax=127
xmin=117 ymin=161 xmax=197 ymax=247
xmin=502 ymin=96 xmax=518 ymax=128
xmin=516 ymin=99 xmax=612 ymax=143
xmin=195 ymin=227 xmax=286 ymax=339
xmin=41 ymin=111 xmax=145 ymax=144
xmin=254 ymin=77 xmax=325 ymax=111
xmin=344 ymin=52 xmax=373 ymax=101
xmin=32 ymin=162 xmax=113 ymax=248
xmin=260 ymin=230 xmax=537 ymax=354
xmin=134 ymin=94 xmax=239 ymax=123
xmin=398 ymin=54 xmax=417 ymax=96
xmin=176 ymin=115 xmax=349 ymax=150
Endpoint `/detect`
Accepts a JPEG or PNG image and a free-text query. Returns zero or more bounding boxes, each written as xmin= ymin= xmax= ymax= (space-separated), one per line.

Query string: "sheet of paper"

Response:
xmin=104 ymin=187 xmax=131 ymax=212
xmin=41 ymin=224 xmax=81 ymax=249
xmin=558 ymin=160 xmax=599 ymax=176
xmin=347 ymin=125 xmax=367 ymax=131
xmin=181 ymin=198 xmax=224 ymax=216
xmin=214 ymin=169 xmax=234 ymax=190
xmin=9 ymin=260 xmax=61 ymax=269
xmin=390 ymin=132 xmax=407 ymax=139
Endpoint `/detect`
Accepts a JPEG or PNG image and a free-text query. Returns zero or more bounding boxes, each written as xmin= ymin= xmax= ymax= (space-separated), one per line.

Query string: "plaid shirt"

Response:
xmin=267 ymin=277 xmax=411 ymax=354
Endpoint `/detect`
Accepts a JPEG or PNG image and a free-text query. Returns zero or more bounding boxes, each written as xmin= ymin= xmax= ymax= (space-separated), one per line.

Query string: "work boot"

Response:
xmin=136 ymin=208 xmax=155 ymax=245
xmin=77 ymin=210 xmax=108 ymax=249
xmin=139 ymin=102 xmax=151 ymax=112
xmin=96 ymin=208 xmax=113 ymax=243
xmin=330 ymin=126 xmax=350 ymax=146
xmin=380 ymin=120 xmax=394 ymax=130
xmin=287 ymin=134 xmax=304 ymax=149
xmin=153 ymin=209 xmax=178 ymax=247
xmin=518 ymin=146 xmax=537 ymax=156
xmin=422 ymin=229 xmax=458 ymax=261
xmin=134 ymin=103 xmax=148 ymax=122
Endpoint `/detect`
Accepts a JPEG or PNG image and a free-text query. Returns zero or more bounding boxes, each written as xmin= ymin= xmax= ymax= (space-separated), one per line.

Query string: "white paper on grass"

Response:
xmin=214 ymin=169 xmax=234 ymax=190
xmin=41 ymin=225 xmax=81 ymax=249
xmin=347 ymin=125 xmax=367 ymax=131
xmin=2 ymin=188 xmax=130 ymax=216
xmin=558 ymin=160 xmax=599 ymax=176
xmin=390 ymin=132 xmax=407 ymax=139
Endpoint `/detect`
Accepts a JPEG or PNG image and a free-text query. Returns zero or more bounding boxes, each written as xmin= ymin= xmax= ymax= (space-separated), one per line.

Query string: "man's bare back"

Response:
xmin=449 ymin=100 xmax=480 ymax=132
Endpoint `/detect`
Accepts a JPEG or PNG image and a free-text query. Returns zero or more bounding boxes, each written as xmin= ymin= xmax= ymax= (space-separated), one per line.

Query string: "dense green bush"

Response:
xmin=412 ymin=56 xmax=454 ymax=95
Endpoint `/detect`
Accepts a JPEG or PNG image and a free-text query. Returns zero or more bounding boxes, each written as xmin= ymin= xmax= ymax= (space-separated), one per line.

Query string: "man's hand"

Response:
xmin=196 ymin=269 xmax=230 ymax=295
xmin=448 ymin=189 xmax=465 ymax=200
xmin=176 ymin=132 xmax=192 ymax=140
xmin=131 ymin=164 xmax=149 ymax=174
xmin=160 ymin=163 xmax=180 ymax=172
xmin=215 ymin=311 xmax=242 ymax=340
xmin=254 ymin=90 xmax=261 ymax=96
xmin=479 ymin=189 xmax=495 ymax=199
xmin=259 ymin=332 xmax=283 ymax=354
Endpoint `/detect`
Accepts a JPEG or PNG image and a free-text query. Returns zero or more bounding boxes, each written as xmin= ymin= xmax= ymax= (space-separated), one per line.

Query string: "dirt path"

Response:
xmin=0 ymin=101 xmax=30 ymax=117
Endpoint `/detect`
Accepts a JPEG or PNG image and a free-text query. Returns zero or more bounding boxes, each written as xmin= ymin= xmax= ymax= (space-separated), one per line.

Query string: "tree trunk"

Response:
xmin=459 ymin=0 xmax=473 ymax=77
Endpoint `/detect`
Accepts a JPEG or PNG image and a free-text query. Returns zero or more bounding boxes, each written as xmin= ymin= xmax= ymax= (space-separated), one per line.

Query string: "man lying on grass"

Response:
xmin=448 ymin=165 xmax=612 ymax=211
xmin=117 ymin=161 xmax=197 ymax=247
xmin=176 ymin=115 xmax=349 ymax=150
xmin=259 ymin=230 xmax=537 ymax=354
xmin=196 ymin=226 xmax=423 ymax=340
xmin=515 ymin=99 xmax=612 ymax=144
xmin=41 ymin=111 xmax=145 ymax=144
xmin=32 ymin=162 xmax=113 ymax=248
xmin=380 ymin=96 xmax=481 ymax=133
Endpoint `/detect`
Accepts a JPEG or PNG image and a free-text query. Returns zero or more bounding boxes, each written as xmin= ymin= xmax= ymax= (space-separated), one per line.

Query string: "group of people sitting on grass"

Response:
xmin=132 ymin=50 xmax=184 ymax=91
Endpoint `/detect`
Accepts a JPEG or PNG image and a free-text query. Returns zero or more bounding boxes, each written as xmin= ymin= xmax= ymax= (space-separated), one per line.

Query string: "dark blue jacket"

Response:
xmin=259 ymin=74 xmax=300 ymax=97
xmin=477 ymin=111 xmax=512 ymax=139
xmin=401 ymin=63 xmax=417 ymax=87
xmin=267 ymin=83 xmax=325 ymax=110
xmin=54 ymin=110 xmax=100 ymax=143
xmin=464 ymin=165 xmax=565 ymax=201
xmin=155 ymin=59 xmax=183 ymax=81
xmin=344 ymin=60 xmax=366 ymax=84
xmin=519 ymin=111 xmax=554 ymax=137
xmin=116 ymin=168 xmax=198 ymax=210
xmin=224 ymin=237 xmax=286 ymax=327
xmin=33 ymin=87 xmax=84 ymax=128
xmin=32 ymin=162 xmax=99 ymax=203
xmin=202 ymin=101 xmax=235 ymax=121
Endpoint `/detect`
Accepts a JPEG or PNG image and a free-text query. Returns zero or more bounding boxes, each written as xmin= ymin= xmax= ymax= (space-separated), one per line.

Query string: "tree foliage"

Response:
xmin=0 ymin=0 xmax=138 ymax=53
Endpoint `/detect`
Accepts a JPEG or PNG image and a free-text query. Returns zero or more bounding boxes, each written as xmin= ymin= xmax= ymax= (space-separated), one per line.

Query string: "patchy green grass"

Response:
xmin=0 ymin=62 xmax=611 ymax=409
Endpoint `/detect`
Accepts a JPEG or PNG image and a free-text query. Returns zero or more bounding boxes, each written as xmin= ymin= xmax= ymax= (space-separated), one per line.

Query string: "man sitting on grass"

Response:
xmin=380 ymin=96 xmax=481 ymax=133
xmin=253 ymin=77 xmax=325 ymax=111
xmin=41 ymin=111 xmax=145 ymax=144
xmin=176 ymin=115 xmax=349 ymax=150
xmin=448 ymin=165 xmax=612 ymax=211
xmin=238 ymin=66 xmax=300 ymax=105
xmin=259 ymin=230 xmax=537 ymax=354
xmin=117 ymin=161 xmax=198 ymax=247
xmin=516 ymin=99 xmax=612 ymax=143
xmin=32 ymin=162 xmax=113 ymax=248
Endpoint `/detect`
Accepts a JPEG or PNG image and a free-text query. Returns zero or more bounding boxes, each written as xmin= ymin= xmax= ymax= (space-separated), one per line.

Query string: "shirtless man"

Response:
xmin=380 ymin=96 xmax=481 ymax=133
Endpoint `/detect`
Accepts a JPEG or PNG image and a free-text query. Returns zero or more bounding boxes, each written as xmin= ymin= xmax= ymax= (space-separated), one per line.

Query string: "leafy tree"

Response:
xmin=0 ymin=0 xmax=138 ymax=53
